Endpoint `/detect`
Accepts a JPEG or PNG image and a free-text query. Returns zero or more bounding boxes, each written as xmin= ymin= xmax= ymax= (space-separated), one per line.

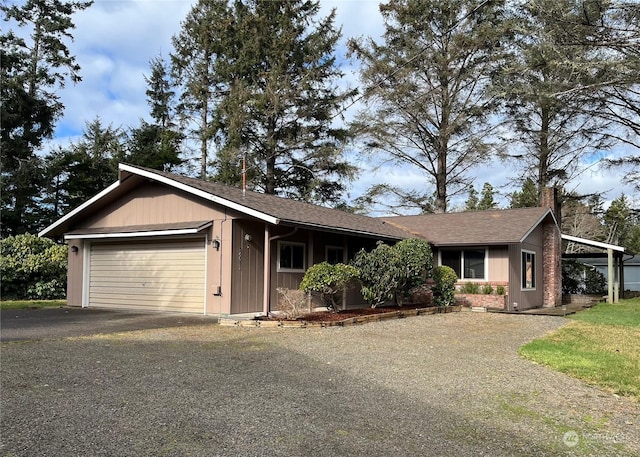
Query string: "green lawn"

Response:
xmin=0 ymin=300 xmax=67 ymax=310
xmin=519 ymin=298 xmax=640 ymax=401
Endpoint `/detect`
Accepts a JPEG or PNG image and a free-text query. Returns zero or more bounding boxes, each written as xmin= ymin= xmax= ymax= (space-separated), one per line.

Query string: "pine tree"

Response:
xmin=211 ymin=0 xmax=357 ymax=205
xmin=494 ymin=0 xmax=620 ymax=192
xmin=465 ymin=185 xmax=479 ymax=211
xmin=1 ymin=0 xmax=92 ymax=236
xmin=43 ymin=118 xmax=123 ymax=222
xmin=348 ymin=0 xmax=508 ymax=213
xmin=127 ymin=56 xmax=184 ymax=171
xmin=171 ymin=0 xmax=229 ymax=179
xmin=510 ymin=178 xmax=539 ymax=208
xmin=477 ymin=183 xmax=497 ymax=210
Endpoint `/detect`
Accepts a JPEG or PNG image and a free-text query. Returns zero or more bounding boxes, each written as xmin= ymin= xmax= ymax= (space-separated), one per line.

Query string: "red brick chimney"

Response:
xmin=540 ymin=187 xmax=562 ymax=307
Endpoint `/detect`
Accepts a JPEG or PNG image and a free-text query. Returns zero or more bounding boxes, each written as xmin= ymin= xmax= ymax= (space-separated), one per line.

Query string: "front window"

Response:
xmin=326 ymin=246 xmax=344 ymax=265
xmin=440 ymin=248 xmax=487 ymax=280
xmin=522 ymin=250 xmax=536 ymax=289
xmin=278 ymin=242 xmax=305 ymax=272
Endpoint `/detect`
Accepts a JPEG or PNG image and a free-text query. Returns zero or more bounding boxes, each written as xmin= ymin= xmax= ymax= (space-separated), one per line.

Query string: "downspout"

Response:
xmin=263 ymin=226 xmax=298 ymax=315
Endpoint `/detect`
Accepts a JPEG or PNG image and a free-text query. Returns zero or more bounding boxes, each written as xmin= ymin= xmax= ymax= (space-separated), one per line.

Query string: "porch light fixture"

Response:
xmin=71 ymin=245 xmax=79 ymax=253
xmin=244 ymin=234 xmax=252 ymax=242
xmin=212 ymin=239 xmax=221 ymax=250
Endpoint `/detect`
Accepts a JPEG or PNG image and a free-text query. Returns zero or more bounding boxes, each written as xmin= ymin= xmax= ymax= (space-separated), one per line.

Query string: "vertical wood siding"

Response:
xmin=230 ymin=220 xmax=264 ymax=314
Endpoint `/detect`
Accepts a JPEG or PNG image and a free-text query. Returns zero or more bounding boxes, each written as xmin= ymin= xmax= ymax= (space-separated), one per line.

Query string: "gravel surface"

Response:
xmin=1 ymin=311 xmax=638 ymax=456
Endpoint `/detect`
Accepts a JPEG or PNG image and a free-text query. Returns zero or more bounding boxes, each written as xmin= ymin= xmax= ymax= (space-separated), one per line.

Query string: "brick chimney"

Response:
xmin=540 ymin=187 xmax=562 ymax=307
xmin=540 ymin=187 xmax=561 ymax=227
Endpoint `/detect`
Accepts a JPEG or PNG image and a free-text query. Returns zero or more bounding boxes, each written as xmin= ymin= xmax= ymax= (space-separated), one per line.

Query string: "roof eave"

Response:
xmin=561 ymin=234 xmax=625 ymax=252
xmin=519 ymin=208 xmax=558 ymax=243
xmin=38 ymin=181 xmax=121 ymax=238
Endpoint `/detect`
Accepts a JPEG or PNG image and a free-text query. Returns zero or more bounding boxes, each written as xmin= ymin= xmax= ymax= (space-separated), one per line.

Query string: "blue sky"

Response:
xmin=20 ymin=0 xmax=639 ymax=211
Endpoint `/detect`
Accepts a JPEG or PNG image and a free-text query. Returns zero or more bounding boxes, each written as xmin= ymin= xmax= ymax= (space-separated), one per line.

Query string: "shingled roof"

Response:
xmin=381 ymin=207 xmax=556 ymax=246
xmin=133 ymin=165 xmax=410 ymax=239
xmin=40 ymin=164 xmax=409 ymax=240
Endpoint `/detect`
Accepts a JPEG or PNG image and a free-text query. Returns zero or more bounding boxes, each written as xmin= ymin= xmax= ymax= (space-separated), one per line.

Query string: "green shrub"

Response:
xmin=351 ymin=243 xmax=400 ymax=308
xmin=460 ymin=282 xmax=480 ymax=294
xmin=562 ymin=260 xmax=607 ymax=295
xmin=1 ymin=234 xmax=67 ymax=300
xmin=300 ymin=262 xmax=359 ymax=311
xmin=432 ymin=265 xmax=458 ymax=307
xmin=496 ymin=285 xmax=506 ymax=295
xmin=350 ymin=239 xmax=433 ymax=308
xmin=482 ymin=284 xmax=494 ymax=295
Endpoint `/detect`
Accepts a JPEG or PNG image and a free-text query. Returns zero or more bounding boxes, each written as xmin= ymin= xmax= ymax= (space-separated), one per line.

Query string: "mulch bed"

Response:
xmin=271 ymin=305 xmax=431 ymax=322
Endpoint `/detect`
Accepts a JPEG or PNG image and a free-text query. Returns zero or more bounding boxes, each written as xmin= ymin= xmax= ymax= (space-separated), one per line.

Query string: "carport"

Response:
xmin=562 ymin=234 xmax=626 ymax=303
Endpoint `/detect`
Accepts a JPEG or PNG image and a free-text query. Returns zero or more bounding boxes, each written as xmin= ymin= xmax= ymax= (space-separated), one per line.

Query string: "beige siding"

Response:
xmin=81 ymin=182 xmax=227 ymax=229
xmin=63 ymin=182 xmax=239 ymax=315
xmin=488 ymin=247 xmax=509 ymax=282
xmin=66 ymin=238 xmax=85 ymax=306
xmin=88 ymin=240 xmax=205 ymax=313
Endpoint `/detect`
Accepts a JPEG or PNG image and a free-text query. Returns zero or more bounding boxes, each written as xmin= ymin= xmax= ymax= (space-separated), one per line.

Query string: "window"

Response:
xmin=522 ymin=250 xmax=536 ymax=289
xmin=326 ymin=246 xmax=344 ymax=265
xmin=441 ymin=250 xmax=462 ymax=278
xmin=440 ymin=248 xmax=487 ymax=280
xmin=278 ymin=242 xmax=305 ymax=272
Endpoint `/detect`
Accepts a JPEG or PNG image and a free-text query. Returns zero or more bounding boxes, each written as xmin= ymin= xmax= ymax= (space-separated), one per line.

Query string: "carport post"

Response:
xmin=607 ymin=248 xmax=614 ymax=304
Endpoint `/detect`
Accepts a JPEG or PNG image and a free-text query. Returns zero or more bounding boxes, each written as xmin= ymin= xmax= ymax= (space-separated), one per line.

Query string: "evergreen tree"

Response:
xmin=494 ymin=0 xmax=620 ymax=193
xmin=171 ymin=0 xmax=229 ymax=179
xmin=465 ymin=185 xmax=479 ymax=211
xmin=603 ymin=194 xmax=632 ymax=246
xmin=43 ymin=118 xmax=123 ymax=221
xmin=348 ymin=0 xmax=508 ymax=213
xmin=510 ymin=178 xmax=539 ymax=208
xmin=211 ymin=0 xmax=357 ymax=205
xmin=127 ymin=56 xmax=184 ymax=171
xmin=1 ymin=0 xmax=92 ymax=236
xmin=477 ymin=183 xmax=497 ymax=210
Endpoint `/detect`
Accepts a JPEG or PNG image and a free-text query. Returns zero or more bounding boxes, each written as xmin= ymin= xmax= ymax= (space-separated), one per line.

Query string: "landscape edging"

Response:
xmin=219 ymin=305 xmax=462 ymax=328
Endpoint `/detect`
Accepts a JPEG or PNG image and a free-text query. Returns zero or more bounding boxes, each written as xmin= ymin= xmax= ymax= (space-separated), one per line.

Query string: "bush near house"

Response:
xmin=432 ymin=266 xmax=458 ymax=307
xmin=1 ymin=234 xmax=67 ymax=300
xmin=300 ymin=262 xmax=359 ymax=312
xmin=350 ymin=239 xmax=433 ymax=308
xmin=562 ymin=260 xmax=607 ymax=295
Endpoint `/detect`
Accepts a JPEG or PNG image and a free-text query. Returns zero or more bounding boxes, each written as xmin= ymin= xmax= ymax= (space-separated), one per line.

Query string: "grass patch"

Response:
xmin=0 ymin=300 xmax=66 ymax=310
xmin=569 ymin=299 xmax=640 ymax=327
xmin=520 ymin=299 xmax=640 ymax=401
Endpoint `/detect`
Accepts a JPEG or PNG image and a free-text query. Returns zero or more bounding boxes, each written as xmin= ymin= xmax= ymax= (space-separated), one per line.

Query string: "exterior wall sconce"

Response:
xmin=212 ymin=239 xmax=221 ymax=250
xmin=71 ymin=245 xmax=79 ymax=253
xmin=244 ymin=234 xmax=252 ymax=242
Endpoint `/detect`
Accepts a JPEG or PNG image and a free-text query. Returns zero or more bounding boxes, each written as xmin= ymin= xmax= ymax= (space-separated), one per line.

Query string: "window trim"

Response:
xmin=521 ymin=249 xmax=536 ymax=291
xmin=277 ymin=241 xmax=306 ymax=273
xmin=325 ymin=245 xmax=345 ymax=265
xmin=438 ymin=247 xmax=489 ymax=281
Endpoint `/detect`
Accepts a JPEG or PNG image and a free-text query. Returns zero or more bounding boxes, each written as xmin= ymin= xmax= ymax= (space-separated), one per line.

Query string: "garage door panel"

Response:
xmin=91 ymin=274 xmax=204 ymax=287
xmin=89 ymin=240 xmax=206 ymax=313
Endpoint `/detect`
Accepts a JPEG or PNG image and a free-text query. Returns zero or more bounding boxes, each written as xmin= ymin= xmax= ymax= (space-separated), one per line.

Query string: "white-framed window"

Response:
xmin=521 ymin=250 xmax=536 ymax=290
xmin=326 ymin=246 xmax=345 ymax=265
xmin=278 ymin=241 xmax=305 ymax=272
xmin=440 ymin=248 xmax=488 ymax=280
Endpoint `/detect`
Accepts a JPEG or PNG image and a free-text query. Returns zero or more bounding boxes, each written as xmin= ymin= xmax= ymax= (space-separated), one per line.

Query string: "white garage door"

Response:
xmin=88 ymin=240 xmax=206 ymax=313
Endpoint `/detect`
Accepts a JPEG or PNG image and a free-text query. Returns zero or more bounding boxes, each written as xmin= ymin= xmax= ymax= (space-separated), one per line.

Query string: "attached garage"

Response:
xmin=39 ymin=163 xmax=410 ymax=316
xmin=87 ymin=240 xmax=206 ymax=313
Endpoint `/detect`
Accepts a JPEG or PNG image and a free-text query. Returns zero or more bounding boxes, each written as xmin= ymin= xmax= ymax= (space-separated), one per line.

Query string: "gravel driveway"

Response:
xmin=1 ymin=311 xmax=638 ymax=456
